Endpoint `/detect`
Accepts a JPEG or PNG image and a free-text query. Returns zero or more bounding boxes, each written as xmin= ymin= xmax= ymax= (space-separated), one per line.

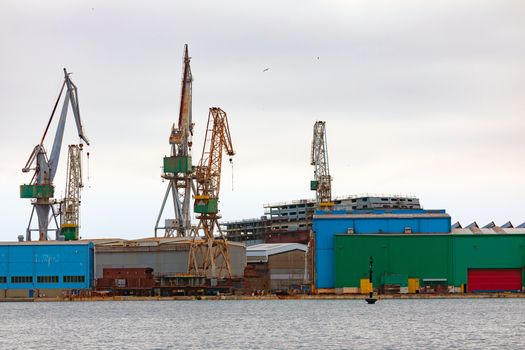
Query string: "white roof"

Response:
xmin=452 ymin=228 xmax=525 ymax=234
xmin=247 ymin=243 xmax=308 ymax=263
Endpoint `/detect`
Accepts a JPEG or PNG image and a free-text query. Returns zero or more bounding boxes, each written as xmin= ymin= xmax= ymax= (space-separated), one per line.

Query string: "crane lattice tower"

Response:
xmin=60 ymin=144 xmax=83 ymax=241
xmin=310 ymin=121 xmax=333 ymax=208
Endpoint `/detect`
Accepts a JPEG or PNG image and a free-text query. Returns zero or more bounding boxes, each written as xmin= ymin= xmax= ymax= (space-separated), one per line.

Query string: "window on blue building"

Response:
xmin=11 ymin=276 xmax=32 ymax=283
xmin=63 ymin=275 xmax=85 ymax=283
xmin=37 ymin=276 xmax=59 ymax=283
xmin=0 ymin=276 xmax=6 ymax=283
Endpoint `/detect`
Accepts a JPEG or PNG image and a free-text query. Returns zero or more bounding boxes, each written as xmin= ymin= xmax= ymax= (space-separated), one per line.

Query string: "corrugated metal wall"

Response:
xmin=268 ymin=250 xmax=306 ymax=290
xmin=0 ymin=243 xmax=93 ymax=292
xmin=95 ymin=249 xmax=190 ymax=278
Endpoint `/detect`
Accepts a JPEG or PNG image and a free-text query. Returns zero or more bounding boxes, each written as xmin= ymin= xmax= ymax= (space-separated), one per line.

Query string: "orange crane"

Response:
xmin=188 ymin=107 xmax=234 ymax=279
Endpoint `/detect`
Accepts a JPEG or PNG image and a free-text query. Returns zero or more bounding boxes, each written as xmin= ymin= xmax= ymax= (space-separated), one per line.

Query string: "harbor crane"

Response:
xmin=60 ymin=144 xmax=84 ymax=240
xmin=21 ymin=68 xmax=89 ymax=241
xmin=310 ymin=121 xmax=333 ymax=208
xmin=155 ymin=44 xmax=194 ymax=237
xmin=188 ymin=107 xmax=235 ymax=279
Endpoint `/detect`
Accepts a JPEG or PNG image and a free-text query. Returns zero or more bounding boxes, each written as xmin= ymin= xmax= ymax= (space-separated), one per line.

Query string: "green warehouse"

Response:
xmin=334 ymin=233 xmax=525 ymax=293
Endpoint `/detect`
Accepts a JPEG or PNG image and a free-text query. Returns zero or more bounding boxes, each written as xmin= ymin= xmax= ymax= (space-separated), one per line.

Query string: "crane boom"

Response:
xmin=49 ymin=69 xmax=89 ymax=181
xmin=195 ymin=107 xmax=234 ymax=202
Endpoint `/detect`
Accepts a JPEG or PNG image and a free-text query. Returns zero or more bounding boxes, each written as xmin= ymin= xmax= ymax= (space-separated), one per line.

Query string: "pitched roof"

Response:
xmin=247 ymin=243 xmax=308 ymax=263
xmin=465 ymin=221 xmax=479 ymax=229
xmin=451 ymin=221 xmax=462 ymax=229
xmin=482 ymin=221 xmax=496 ymax=229
xmin=501 ymin=221 xmax=514 ymax=228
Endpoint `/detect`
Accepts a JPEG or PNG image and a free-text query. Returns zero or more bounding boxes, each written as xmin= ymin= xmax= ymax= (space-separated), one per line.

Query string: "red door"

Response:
xmin=467 ymin=269 xmax=522 ymax=292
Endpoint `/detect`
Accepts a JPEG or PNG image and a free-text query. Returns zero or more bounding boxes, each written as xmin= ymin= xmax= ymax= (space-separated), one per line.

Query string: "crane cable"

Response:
xmin=87 ymin=151 xmax=90 ymax=186
xmin=230 ymin=158 xmax=234 ymax=191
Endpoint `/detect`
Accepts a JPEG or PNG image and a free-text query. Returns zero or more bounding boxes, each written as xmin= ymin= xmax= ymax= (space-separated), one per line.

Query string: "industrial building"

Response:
xmin=313 ymin=208 xmax=451 ymax=290
xmin=0 ymin=241 xmax=94 ymax=298
xmin=245 ymin=243 xmax=308 ymax=293
xmin=313 ymin=209 xmax=525 ymax=293
xmin=93 ymin=237 xmax=246 ymax=295
xmin=94 ymin=237 xmax=246 ymax=280
xmin=224 ymin=195 xmax=421 ymax=246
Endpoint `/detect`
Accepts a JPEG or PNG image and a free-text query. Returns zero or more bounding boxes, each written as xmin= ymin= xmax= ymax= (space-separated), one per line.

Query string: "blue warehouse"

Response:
xmin=0 ymin=241 xmax=94 ymax=298
xmin=313 ymin=209 xmax=451 ymax=290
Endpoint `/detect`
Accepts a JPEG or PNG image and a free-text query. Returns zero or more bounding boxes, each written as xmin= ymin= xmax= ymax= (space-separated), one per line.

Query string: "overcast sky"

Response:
xmin=1 ymin=0 xmax=524 ymax=241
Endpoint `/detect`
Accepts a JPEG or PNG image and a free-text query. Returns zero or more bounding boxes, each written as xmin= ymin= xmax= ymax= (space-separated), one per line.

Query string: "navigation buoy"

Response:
xmin=365 ymin=256 xmax=378 ymax=304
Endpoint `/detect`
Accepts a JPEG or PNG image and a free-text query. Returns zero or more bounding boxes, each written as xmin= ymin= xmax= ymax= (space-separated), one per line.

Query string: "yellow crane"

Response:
xmin=188 ymin=107 xmax=235 ymax=279
xmin=60 ymin=144 xmax=84 ymax=240
xmin=310 ymin=121 xmax=333 ymax=208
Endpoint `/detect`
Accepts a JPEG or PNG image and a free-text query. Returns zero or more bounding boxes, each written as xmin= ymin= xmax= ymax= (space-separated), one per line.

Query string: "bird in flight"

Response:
xmin=263 ymin=68 xmax=269 ymax=72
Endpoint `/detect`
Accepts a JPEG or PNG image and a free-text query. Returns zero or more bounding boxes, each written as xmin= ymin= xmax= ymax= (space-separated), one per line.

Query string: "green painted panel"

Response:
xmin=20 ymin=184 xmax=54 ymax=198
xmin=334 ymin=235 xmax=451 ymax=288
xmin=310 ymin=180 xmax=318 ymax=191
xmin=194 ymin=198 xmax=218 ymax=214
xmin=163 ymin=156 xmax=192 ymax=174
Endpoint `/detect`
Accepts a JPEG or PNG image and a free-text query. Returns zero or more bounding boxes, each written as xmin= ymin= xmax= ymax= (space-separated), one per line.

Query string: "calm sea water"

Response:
xmin=0 ymin=299 xmax=523 ymax=349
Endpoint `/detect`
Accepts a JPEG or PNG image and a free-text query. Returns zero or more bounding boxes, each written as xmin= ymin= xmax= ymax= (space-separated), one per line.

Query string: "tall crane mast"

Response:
xmin=21 ymin=68 xmax=90 ymax=241
xmin=310 ymin=121 xmax=333 ymax=208
xmin=188 ymin=107 xmax=235 ymax=279
xmin=60 ymin=144 xmax=83 ymax=240
xmin=155 ymin=44 xmax=194 ymax=237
